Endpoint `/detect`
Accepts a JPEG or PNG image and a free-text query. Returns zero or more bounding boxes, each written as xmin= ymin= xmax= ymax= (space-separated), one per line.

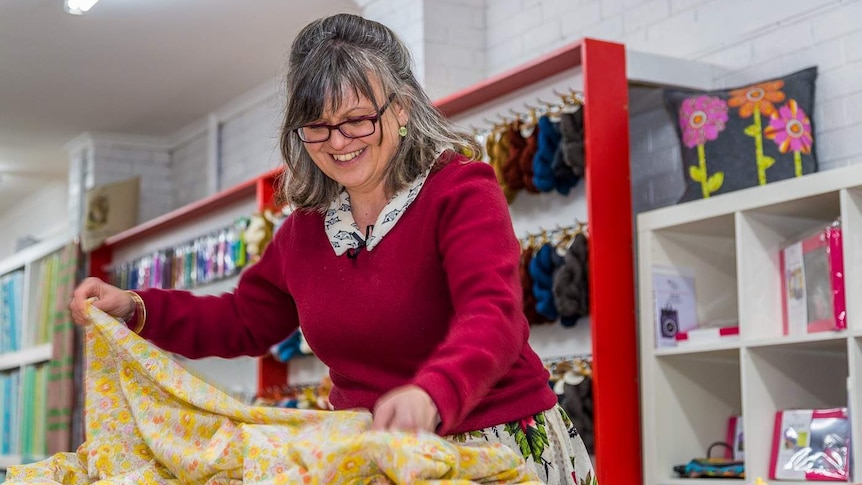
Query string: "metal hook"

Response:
xmin=483 ymin=117 xmax=503 ymax=130
xmin=508 ymin=108 xmax=525 ymax=119
xmin=552 ymin=88 xmax=568 ymax=99
xmin=537 ymin=97 xmax=555 ymax=108
xmin=565 ymin=88 xmax=585 ymax=106
xmin=494 ymin=113 xmax=511 ymax=124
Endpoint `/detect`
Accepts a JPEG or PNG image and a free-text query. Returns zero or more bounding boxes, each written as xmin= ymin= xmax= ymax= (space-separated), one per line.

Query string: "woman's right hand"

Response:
xmin=70 ymin=277 xmax=136 ymax=326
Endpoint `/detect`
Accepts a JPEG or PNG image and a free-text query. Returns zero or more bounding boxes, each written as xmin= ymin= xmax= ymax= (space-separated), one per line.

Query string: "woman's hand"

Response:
xmin=371 ymin=385 xmax=439 ymax=433
xmin=70 ymin=277 xmax=135 ymax=326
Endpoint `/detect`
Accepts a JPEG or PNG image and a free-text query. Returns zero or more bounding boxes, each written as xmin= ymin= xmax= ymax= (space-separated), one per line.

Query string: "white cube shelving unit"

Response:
xmin=638 ymin=163 xmax=862 ymax=484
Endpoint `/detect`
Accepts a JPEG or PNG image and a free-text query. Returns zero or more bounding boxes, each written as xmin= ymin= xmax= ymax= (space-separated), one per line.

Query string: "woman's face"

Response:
xmin=302 ymin=83 xmax=407 ymax=199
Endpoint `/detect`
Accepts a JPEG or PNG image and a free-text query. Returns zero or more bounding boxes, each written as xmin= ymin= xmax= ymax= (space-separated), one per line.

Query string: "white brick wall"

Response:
xmin=171 ymin=132 xmax=209 ymax=208
xmin=218 ymin=94 xmax=283 ymax=190
xmin=66 ymin=146 xmax=88 ymax=235
xmin=89 ymin=142 xmax=173 ymax=224
xmin=359 ymin=0 xmax=427 ymax=85
xmin=361 ymin=0 xmax=485 ymax=100
xmin=422 ymin=0 xmax=486 ymax=99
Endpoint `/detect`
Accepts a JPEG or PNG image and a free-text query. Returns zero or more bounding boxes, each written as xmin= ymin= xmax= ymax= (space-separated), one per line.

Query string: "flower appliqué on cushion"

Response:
xmin=765 ymin=99 xmax=813 ymax=177
xmin=678 ymin=95 xmax=729 ymax=198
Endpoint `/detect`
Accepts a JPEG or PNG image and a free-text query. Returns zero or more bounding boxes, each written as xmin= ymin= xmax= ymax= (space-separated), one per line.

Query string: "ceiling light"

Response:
xmin=64 ymin=0 xmax=100 ymax=15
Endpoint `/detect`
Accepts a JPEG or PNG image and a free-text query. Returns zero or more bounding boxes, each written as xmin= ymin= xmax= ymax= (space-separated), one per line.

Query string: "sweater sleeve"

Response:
xmin=135 ymin=220 xmax=299 ymax=359
xmin=410 ymin=160 xmax=529 ymax=433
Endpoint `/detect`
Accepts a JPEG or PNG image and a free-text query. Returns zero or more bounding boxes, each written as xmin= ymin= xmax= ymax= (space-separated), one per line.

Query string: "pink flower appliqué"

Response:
xmin=765 ymin=99 xmax=813 ymax=154
xmin=679 ymin=95 xmax=729 ymax=148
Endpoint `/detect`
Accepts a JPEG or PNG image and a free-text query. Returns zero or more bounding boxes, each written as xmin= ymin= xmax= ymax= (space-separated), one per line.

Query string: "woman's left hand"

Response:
xmin=371 ymin=385 xmax=439 ymax=433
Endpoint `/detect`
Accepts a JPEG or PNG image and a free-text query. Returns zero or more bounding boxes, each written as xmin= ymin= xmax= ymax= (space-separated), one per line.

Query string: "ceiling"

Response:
xmin=0 ymin=0 xmax=359 ymax=211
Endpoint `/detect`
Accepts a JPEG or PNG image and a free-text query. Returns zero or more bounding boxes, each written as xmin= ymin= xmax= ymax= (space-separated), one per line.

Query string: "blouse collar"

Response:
xmin=324 ymin=167 xmax=431 ymax=256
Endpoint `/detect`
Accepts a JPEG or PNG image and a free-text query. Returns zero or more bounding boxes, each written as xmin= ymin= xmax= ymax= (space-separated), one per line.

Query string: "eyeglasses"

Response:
xmin=295 ymin=94 xmax=395 ymax=143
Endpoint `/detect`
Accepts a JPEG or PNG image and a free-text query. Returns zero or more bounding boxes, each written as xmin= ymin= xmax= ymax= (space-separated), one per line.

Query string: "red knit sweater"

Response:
xmin=135 ymin=154 xmax=557 ymax=435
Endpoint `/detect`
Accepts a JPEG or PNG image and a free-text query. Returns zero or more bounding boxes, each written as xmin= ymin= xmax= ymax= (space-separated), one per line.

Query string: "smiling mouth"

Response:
xmin=332 ymin=148 xmax=365 ymax=162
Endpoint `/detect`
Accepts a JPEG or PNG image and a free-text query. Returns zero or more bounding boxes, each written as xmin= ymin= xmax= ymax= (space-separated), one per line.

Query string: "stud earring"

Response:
xmin=398 ymin=126 xmax=408 ymax=137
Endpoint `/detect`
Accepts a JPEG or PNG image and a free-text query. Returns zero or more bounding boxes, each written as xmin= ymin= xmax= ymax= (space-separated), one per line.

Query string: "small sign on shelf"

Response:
xmin=652 ymin=265 xmax=698 ymax=348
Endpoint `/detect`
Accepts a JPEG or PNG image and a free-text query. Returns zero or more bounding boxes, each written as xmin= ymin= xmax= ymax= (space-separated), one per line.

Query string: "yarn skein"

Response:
xmin=559 ymin=109 xmax=585 ymax=176
xmin=532 ymin=116 xmax=562 ymax=192
xmin=529 ymin=243 xmax=564 ymax=321
xmin=502 ymin=123 xmax=527 ymax=194
xmin=552 ymin=233 xmax=590 ymax=327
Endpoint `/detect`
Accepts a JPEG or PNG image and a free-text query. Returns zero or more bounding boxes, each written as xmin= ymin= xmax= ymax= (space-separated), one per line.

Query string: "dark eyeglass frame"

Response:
xmin=295 ymin=94 xmax=396 ymax=143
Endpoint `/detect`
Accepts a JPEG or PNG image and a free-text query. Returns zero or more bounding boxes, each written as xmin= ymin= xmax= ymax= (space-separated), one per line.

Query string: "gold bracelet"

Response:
xmin=125 ymin=290 xmax=147 ymax=334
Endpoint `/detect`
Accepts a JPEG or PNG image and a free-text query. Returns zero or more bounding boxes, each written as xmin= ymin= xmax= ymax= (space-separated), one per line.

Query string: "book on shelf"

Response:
xmin=769 ymin=407 xmax=850 ymax=481
xmin=19 ymin=364 xmax=48 ymax=458
xmin=0 ymin=270 xmax=24 ymax=354
xmin=652 ymin=265 xmax=698 ymax=347
xmin=780 ymin=221 xmax=846 ymax=336
xmin=726 ymin=415 xmax=744 ymax=461
xmin=1 ymin=369 xmax=21 ymax=455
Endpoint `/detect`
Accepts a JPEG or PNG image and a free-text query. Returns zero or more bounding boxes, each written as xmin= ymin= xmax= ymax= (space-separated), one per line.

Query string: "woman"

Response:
xmin=70 ymin=13 xmax=595 ymax=484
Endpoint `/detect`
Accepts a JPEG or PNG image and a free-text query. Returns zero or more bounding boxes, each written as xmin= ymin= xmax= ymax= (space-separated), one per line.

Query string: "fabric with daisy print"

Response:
xmin=3 ymin=301 xmax=546 ymax=485
xmin=325 ymin=167 xmax=431 ymax=256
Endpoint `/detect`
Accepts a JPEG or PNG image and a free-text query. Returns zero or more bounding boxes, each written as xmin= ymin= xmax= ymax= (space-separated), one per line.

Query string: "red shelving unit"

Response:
xmin=437 ymin=38 xmax=640 ymax=484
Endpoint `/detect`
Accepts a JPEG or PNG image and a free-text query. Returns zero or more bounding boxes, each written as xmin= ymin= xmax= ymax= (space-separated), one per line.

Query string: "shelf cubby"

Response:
xmin=652 ymin=349 xmax=741 ymax=480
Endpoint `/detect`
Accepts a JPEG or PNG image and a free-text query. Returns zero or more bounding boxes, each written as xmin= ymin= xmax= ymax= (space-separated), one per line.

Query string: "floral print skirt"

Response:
xmin=446 ymin=404 xmax=596 ymax=485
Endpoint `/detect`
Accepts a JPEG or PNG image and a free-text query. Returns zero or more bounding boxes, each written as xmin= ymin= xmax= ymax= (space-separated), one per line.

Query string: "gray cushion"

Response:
xmin=664 ymin=66 xmax=818 ymax=202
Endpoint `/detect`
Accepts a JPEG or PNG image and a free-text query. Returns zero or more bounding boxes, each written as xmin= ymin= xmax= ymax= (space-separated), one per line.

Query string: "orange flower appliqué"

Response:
xmin=728 ymin=79 xmax=786 ymax=117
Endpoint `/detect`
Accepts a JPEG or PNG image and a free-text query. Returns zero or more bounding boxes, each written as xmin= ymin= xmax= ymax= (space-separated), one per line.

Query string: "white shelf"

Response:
xmin=0 ymin=454 xmax=21 ymax=469
xmin=744 ymin=331 xmax=849 ymax=350
xmin=638 ymin=163 xmax=862 ymax=483
xmin=0 ymin=231 xmax=72 ymax=276
xmin=653 ymin=340 xmax=741 ymax=357
xmin=638 ymin=162 xmax=862 ymax=232
xmin=0 ymin=344 xmax=52 ymax=371
xmin=0 ymin=454 xmax=47 ymax=470
xmin=655 ymin=479 xmax=745 ymax=485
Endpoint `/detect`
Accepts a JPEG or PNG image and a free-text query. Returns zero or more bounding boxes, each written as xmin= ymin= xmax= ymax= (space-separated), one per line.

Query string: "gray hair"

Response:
xmin=278 ymin=13 xmax=480 ymax=211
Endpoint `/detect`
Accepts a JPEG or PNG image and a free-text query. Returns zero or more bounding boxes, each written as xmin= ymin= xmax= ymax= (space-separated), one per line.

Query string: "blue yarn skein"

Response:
xmin=273 ymin=329 xmax=303 ymax=362
xmin=529 ymin=243 xmax=564 ymax=321
xmin=532 ymin=116 xmax=562 ymax=192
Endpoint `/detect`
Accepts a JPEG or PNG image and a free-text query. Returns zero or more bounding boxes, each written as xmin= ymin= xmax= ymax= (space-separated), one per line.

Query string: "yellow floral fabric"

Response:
xmin=4 ymin=303 xmax=542 ymax=484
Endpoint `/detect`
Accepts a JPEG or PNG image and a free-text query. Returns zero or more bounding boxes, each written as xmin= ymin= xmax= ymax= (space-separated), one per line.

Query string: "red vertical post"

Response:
xmin=89 ymin=246 xmax=113 ymax=281
xmin=256 ymin=173 xmax=277 ymax=213
xmin=582 ymin=39 xmax=641 ymax=484
xmin=255 ymin=172 xmax=289 ymax=395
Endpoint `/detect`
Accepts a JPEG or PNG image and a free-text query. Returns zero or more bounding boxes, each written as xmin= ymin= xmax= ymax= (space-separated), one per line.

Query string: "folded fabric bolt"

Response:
xmin=3 ymin=302 xmax=542 ymax=485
